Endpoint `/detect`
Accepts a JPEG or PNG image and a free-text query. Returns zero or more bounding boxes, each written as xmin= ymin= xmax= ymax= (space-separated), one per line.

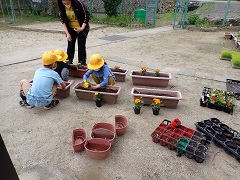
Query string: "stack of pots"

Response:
xmin=72 ymin=115 xmax=128 ymax=160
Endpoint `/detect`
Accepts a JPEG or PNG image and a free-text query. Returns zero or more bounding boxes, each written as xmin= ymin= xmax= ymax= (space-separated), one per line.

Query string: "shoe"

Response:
xmin=19 ymin=100 xmax=34 ymax=109
xmin=44 ymin=100 xmax=59 ymax=110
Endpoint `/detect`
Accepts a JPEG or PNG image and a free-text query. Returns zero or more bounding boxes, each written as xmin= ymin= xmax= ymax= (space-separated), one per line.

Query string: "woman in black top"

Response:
xmin=57 ymin=0 xmax=90 ymax=65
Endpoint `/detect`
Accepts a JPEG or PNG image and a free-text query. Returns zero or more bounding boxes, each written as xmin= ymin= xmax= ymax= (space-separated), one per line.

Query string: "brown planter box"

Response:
xmin=56 ymin=82 xmax=73 ymax=98
xmin=224 ymin=33 xmax=232 ymax=39
xmin=110 ymin=68 xmax=128 ymax=82
xmin=131 ymin=87 xmax=182 ymax=109
xmin=69 ymin=65 xmax=88 ymax=78
xmin=130 ymin=70 xmax=171 ymax=87
xmin=73 ymin=82 xmax=121 ymax=104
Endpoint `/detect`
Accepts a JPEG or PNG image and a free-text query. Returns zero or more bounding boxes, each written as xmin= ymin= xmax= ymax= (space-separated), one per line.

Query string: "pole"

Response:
xmin=222 ymin=0 xmax=230 ymax=26
xmin=9 ymin=0 xmax=15 ymax=22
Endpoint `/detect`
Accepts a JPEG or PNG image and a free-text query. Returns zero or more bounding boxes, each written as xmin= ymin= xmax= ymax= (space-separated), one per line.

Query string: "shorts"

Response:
xmin=27 ymin=94 xmax=52 ymax=107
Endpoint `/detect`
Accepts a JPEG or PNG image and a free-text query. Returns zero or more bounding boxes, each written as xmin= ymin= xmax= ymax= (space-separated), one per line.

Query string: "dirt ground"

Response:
xmin=0 ymin=22 xmax=240 ymax=180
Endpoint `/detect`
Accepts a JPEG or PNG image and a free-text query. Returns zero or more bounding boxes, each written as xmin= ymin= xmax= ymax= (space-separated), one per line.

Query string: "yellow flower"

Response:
xmin=83 ymin=81 xmax=90 ymax=89
xmin=95 ymin=92 xmax=99 ymax=96
xmin=151 ymin=98 xmax=162 ymax=110
xmin=141 ymin=67 xmax=147 ymax=72
xmin=94 ymin=91 xmax=101 ymax=101
xmin=141 ymin=67 xmax=147 ymax=76
xmin=134 ymin=97 xmax=144 ymax=109
xmin=115 ymin=66 xmax=120 ymax=69
xmin=156 ymin=69 xmax=160 ymax=73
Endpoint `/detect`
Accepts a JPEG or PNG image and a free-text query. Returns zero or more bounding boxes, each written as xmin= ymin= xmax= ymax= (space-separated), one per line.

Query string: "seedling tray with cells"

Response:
xmin=195 ymin=118 xmax=240 ymax=161
xmin=151 ymin=119 xmax=212 ymax=163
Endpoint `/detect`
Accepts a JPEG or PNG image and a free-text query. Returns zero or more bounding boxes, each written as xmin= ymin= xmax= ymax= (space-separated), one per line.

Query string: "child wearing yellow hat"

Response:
xmin=54 ymin=49 xmax=77 ymax=82
xmin=83 ymin=54 xmax=116 ymax=90
xmin=19 ymin=51 xmax=66 ymax=109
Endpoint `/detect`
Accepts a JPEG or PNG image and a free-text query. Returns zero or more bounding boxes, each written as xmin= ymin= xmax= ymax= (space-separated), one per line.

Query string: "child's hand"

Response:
xmin=90 ymin=84 xmax=100 ymax=90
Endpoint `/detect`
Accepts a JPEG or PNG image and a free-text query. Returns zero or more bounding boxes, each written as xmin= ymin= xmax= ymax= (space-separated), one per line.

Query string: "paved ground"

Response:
xmin=0 ymin=22 xmax=240 ymax=180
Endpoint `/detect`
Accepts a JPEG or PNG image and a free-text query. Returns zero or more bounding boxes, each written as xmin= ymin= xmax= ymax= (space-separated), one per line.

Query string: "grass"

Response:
xmin=232 ymin=53 xmax=240 ymax=67
xmin=221 ymin=50 xmax=233 ymax=59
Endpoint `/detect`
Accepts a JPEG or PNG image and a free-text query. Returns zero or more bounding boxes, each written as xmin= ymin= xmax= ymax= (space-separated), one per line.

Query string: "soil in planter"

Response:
xmin=226 ymin=141 xmax=238 ymax=149
xmin=132 ymin=72 xmax=169 ymax=78
xmin=185 ymin=146 xmax=195 ymax=159
xmin=192 ymin=135 xmax=201 ymax=142
xmin=133 ymin=90 xmax=175 ymax=97
xmin=197 ymin=145 xmax=208 ymax=153
xmin=194 ymin=151 xmax=205 ymax=163
xmin=194 ymin=131 xmax=203 ymax=138
xmin=77 ymin=86 xmax=118 ymax=93
xmin=200 ymin=139 xmax=211 ymax=147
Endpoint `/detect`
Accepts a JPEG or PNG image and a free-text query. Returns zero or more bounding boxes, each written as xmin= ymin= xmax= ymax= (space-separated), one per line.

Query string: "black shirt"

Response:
xmin=55 ymin=62 xmax=77 ymax=78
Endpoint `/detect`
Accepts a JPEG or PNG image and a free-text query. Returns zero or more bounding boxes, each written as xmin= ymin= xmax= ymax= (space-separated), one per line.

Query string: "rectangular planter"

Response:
xmin=69 ymin=65 xmax=88 ymax=78
xmin=110 ymin=68 xmax=128 ymax=82
xmin=56 ymin=82 xmax=73 ymax=98
xmin=73 ymin=82 xmax=121 ymax=104
xmin=131 ymin=87 xmax=182 ymax=109
xmin=130 ymin=70 xmax=171 ymax=87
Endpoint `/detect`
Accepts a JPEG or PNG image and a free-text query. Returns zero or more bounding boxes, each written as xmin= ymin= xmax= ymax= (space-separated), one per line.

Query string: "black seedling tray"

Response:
xmin=151 ymin=119 xmax=212 ymax=163
xmin=226 ymin=79 xmax=240 ymax=100
xmin=195 ymin=118 xmax=240 ymax=162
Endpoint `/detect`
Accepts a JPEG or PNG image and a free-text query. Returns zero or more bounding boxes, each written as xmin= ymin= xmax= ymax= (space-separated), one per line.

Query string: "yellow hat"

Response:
xmin=42 ymin=51 xmax=62 ymax=65
xmin=54 ymin=49 xmax=68 ymax=61
xmin=87 ymin=54 xmax=104 ymax=70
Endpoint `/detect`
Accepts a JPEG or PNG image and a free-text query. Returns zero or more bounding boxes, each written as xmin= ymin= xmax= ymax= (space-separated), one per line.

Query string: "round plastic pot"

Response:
xmin=210 ymin=118 xmax=220 ymax=124
xmin=185 ymin=145 xmax=195 ymax=159
xmin=72 ymin=129 xmax=86 ymax=152
xmin=92 ymin=122 xmax=115 ymax=133
xmin=90 ymin=128 xmax=115 ymax=143
xmin=204 ymin=119 xmax=213 ymax=126
xmin=159 ymin=134 xmax=168 ymax=146
xmin=84 ymin=138 xmax=111 ymax=160
xmin=115 ymin=115 xmax=128 ymax=136
xmin=194 ymin=150 xmax=206 ymax=163
xmin=197 ymin=145 xmax=208 ymax=153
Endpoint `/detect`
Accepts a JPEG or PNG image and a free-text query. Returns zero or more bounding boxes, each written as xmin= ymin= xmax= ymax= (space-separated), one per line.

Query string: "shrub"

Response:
xmin=221 ymin=50 xmax=233 ymax=59
xmin=102 ymin=0 xmax=121 ymax=17
xmin=188 ymin=15 xmax=199 ymax=25
xmin=232 ymin=53 xmax=240 ymax=67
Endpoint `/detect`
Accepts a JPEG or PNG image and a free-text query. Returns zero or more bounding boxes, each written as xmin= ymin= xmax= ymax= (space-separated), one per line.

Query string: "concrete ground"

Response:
xmin=0 ymin=22 xmax=240 ymax=180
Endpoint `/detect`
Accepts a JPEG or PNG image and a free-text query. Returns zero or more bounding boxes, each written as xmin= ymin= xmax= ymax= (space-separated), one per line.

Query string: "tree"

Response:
xmin=102 ymin=0 xmax=121 ymax=17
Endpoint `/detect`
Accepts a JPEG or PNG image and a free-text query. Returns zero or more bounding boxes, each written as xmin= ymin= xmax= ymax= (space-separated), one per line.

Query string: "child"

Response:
xmin=83 ymin=54 xmax=116 ymax=90
xmin=54 ymin=49 xmax=77 ymax=82
xmin=19 ymin=51 xmax=66 ymax=109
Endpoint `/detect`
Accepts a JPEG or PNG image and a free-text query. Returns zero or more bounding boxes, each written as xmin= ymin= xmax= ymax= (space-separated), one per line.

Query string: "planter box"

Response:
xmin=56 ymin=82 xmax=73 ymax=98
xmin=224 ymin=33 xmax=232 ymax=39
xmin=73 ymin=82 xmax=121 ymax=104
xmin=131 ymin=87 xmax=182 ymax=109
xmin=110 ymin=68 xmax=128 ymax=82
xmin=130 ymin=70 xmax=171 ymax=87
xmin=69 ymin=65 xmax=88 ymax=78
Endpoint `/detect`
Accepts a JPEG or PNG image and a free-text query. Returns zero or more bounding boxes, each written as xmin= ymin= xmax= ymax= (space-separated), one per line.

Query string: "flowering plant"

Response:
xmin=155 ymin=69 xmax=160 ymax=77
xmin=134 ymin=97 xmax=144 ymax=109
xmin=93 ymin=92 xmax=101 ymax=101
xmin=83 ymin=81 xmax=91 ymax=89
xmin=77 ymin=62 xmax=82 ymax=69
xmin=141 ymin=67 xmax=147 ymax=76
xmin=114 ymin=65 xmax=120 ymax=71
xmin=225 ymin=96 xmax=235 ymax=108
xmin=151 ymin=98 xmax=162 ymax=110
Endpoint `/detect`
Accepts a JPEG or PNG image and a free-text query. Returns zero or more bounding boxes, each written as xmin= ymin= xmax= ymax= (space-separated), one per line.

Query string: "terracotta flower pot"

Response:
xmin=131 ymin=87 xmax=182 ymax=109
xmin=130 ymin=70 xmax=171 ymax=87
xmin=69 ymin=65 xmax=88 ymax=78
xmin=110 ymin=68 xmax=128 ymax=82
xmin=73 ymin=83 xmax=121 ymax=104
xmin=91 ymin=122 xmax=115 ymax=143
xmin=115 ymin=115 xmax=128 ymax=136
xmin=84 ymin=138 xmax=111 ymax=160
xmin=72 ymin=129 xmax=86 ymax=152
xmin=56 ymin=82 xmax=73 ymax=98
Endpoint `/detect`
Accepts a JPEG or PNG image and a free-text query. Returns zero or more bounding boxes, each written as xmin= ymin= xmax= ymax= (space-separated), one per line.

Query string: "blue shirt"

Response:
xmin=83 ymin=65 xmax=116 ymax=87
xmin=27 ymin=68 xmax=63 ymax=107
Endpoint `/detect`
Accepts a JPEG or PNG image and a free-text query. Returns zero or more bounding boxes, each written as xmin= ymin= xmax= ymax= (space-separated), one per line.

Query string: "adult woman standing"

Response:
xmin=58 ymin=0 xmax=90 ymax=65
